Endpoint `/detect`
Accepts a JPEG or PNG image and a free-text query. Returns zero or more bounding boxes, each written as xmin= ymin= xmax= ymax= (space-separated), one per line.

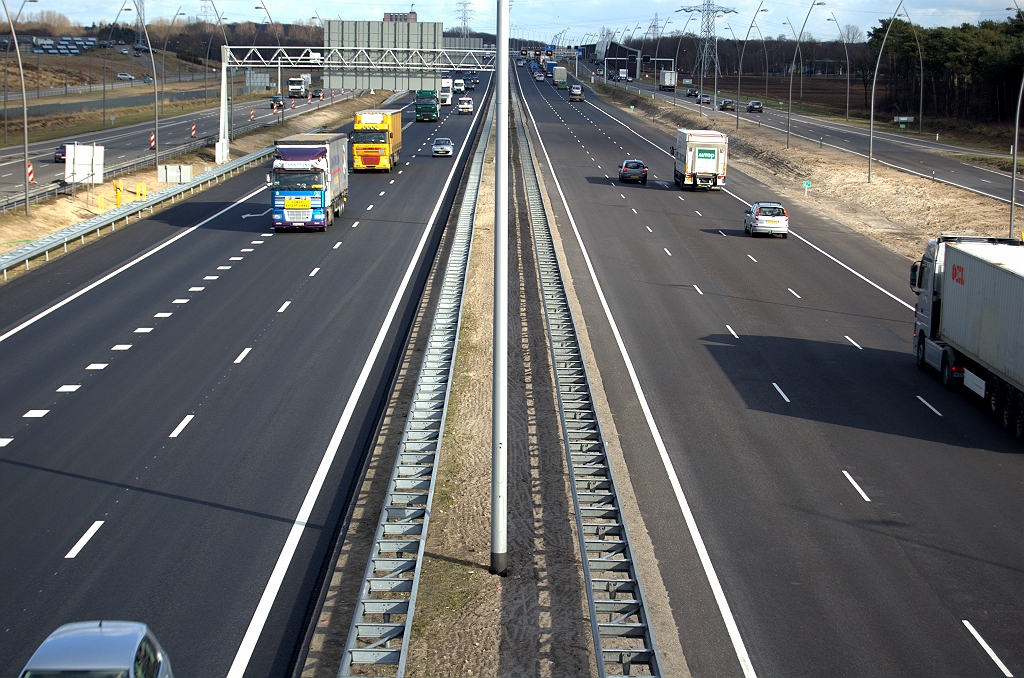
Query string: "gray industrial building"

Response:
xmin=324 ymin=20 xmax=445 ymax=91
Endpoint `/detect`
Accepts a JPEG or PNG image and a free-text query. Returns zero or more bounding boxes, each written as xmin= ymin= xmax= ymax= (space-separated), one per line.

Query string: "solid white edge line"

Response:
xmin=842 ymin=471 xmax=872 ymax=502
xmin=0 ymin=185 xmax=268 ymax=344
xmin=65 ymin=520 xmax=104 ymax=559
xmin=168 ymin=414 xmax=194 ymax=438
xmin=916 ymin=395 xmax=943 ymax=417
xmin=225 ymin=87 xmax=488 ymax=678
xmin=962 ymin=620 xmax=1014 ymax=677
xmin=516 ymin=66 xmax=758 ymax=678
xmin=772 ymin=383 xmax=791 ymax=403
xmin=234 ymin=348 xmax=252 ymax=364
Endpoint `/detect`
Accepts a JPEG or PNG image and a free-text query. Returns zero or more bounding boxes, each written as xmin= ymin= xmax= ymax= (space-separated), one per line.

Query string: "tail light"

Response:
xmin=754 ymin=208 xmax=760 ymax=217
xmin=642 ymin=168 xmax=648 ymax=173
xmin=782 ymin=208 xmax=788 ymax=217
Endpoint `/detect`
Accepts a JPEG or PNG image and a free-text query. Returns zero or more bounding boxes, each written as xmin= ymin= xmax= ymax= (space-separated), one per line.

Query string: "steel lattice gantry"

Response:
xmin=215 ymin=45 xmax=496 ymax=162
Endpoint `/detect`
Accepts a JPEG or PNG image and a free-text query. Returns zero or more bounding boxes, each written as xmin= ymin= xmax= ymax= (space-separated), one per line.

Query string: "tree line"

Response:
xmin=619 ymin=16 xmax=1023 ymax=124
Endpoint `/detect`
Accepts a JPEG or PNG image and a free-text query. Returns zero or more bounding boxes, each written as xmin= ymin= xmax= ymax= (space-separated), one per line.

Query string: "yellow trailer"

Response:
xmin=352 ymin=109 xmax=403 ymax=172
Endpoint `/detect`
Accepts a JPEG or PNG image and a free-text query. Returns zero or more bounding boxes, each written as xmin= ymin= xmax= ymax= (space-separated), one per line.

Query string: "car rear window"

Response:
xmin=759 ymin=206 xmax=785 ymax=217
xmin=624 ymin=161 xmax=643 ymax=170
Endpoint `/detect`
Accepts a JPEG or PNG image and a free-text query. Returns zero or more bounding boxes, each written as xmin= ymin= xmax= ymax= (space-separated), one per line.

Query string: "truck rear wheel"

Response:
xmin=941 ymin=356 xmax=957 ymax=390
xmin=1000 ymin=385 xmax=1015 ymax=431
xmin=915 ymin=334 xmax=926 ymax=370
xmin=987 ymin=377 xmax=1002 ymax=420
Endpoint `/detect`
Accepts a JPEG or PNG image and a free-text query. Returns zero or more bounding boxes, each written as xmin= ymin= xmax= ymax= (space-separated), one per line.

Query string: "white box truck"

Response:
xmin=911 ymin=236 xmax=1024 ymax=439
xmin=269 ymin=133 xmax=348 ymax=231
xmin=670 ymin=129 xmax=728 ymax=190
xmin=287 ymin=73 xmax=311 ymax=98
xmin=658 ymin=70 xmax=677 ymax=91
xmin=440 ymin=78 xmax=453 ymax=105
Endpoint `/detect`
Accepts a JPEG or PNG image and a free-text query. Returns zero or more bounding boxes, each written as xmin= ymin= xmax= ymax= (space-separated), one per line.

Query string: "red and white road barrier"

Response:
xmin=290 ymin=99 xmax=295 ymax=109
xmin=26 ymin=161 xmax=34 ymax=183
xmin=250 ymin=109 xmax=255 ymax=121
xmin=190 ymin=122 xmax=196 ymax=138
xmin=149 ymin=132 xmax=155 ymax=149
xmin=307 ymin=93 xmax=311 ymax=105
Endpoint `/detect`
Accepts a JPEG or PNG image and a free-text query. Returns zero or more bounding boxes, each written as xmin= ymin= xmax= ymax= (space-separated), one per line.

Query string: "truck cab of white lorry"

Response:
xmin=911 ymin=235 xmax=1024 ymax=439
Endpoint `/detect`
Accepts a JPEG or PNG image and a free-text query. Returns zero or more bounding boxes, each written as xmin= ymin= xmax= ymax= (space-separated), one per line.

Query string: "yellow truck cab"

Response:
xmin=352 ymin=109 xmax=403 ymax=172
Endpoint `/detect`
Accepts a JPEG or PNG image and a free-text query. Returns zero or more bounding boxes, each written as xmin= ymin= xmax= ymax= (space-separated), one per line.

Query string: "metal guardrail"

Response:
xmin=0 ymin=89 xmax=367 ymax=214
xmin=0 ymin=145 xmax=275 ymax=279
xmin=338 ymin=94 xmax=495 ymax=678
xmin=0 ymin=89 xmax=378 ymax=277
xmin=512 ymin=77 xmax=662 ymax=677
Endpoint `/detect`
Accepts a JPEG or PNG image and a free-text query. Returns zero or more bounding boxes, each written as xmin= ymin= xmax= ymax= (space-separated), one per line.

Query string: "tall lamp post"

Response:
xmin=255 ymin=0 xmax=282 ymax=95
xmin=826 ymin=14 xmax=850 ymax=121
xmin=869 ymin=0 xmax=905 ymax=182
xmin=159 ymin=7 xmax=185 ymax=115
xmin=653 ymin=17 xmax=672 ymax=81
xmin=3 ymin=0 xmax=35 ymax=145
xmin=128 ymin=0 xmax=160 ymax=168
xmin=204 ymin=9 xmax=229 ymax=105
xmin=735 ymin=2 xmax=768 ymax=129
xmin=786 ymin=0 xmax=825 ymax=148
xmin=672 ymin=11 xmax=697 ymax=104
xmin=753 ymin=21 xmax=768 ymax=101
xmin=1 ymin=0 xmax=30 ymax=215
xmin=898 ymin=9 xmax=923 ymax=134
xmin=103 ymin=1 xmax=132 ymax=129
xmin=1008 ymin=4 xmax=1023 ymax=238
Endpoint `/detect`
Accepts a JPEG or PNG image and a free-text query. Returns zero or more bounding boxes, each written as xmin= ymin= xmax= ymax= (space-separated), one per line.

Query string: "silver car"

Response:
xmin=19 ymin=621 xmax=174 ymax=678
xmin=744 ymin=202 xmax=789 ymax=238
xmin=432 ymin=137 xmax=454 ymax=157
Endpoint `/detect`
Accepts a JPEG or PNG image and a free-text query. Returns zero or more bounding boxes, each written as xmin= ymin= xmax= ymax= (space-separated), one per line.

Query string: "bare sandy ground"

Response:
xmin=0 ymin=91 xmax=389 ymax=280
xmin=594 ymin=85 xmax=1016 ymax=261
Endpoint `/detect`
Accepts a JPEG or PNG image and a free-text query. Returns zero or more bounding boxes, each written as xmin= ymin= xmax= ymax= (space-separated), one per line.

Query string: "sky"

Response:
xmin=48 ymin=0 xmax=1017 ymax=43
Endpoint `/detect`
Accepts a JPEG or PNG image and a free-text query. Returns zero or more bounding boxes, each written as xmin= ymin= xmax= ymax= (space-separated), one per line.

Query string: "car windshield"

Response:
xmin=434 ymin=139 xmax=452 ymax=145
xmin=624 ymin=161 xmax=643 ymax=170
xmin=351 ymin=131 xmax=387 ymax=144
xmin=759 ymin=206 xmax=785 ymax=217
xmin=272 ymin=171 xmax=323 ymax=190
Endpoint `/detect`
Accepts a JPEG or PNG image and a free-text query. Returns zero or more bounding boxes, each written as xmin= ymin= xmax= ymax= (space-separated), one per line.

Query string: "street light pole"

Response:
xmin=736 ymin=3 xmax=767 ymax=129
xmin=160 ymin=7 xmax=185 ymax=115
xmin=103 ymin=1 xmax=132 ymax=129
xmin=654 ymin=17 xmax=672 ymax=83
xmin=869 ymin=0 xmax=905 ymax=182
xmin=899 ymin=9 xmax=924 ymax=134
xmin=491 ymin=0 xmax=509 ymax=579
xmin=0 ymin=0 xmax=28 ymax=214
xmin=129 ymin=0 xmax=160 ymax=168
xmin=3 ymin=0 xmax=35 ymax=145
xmin=827 ymin=13 xmax=850 ymax=121
xmin=1008 ymin=3 xmax=1023 ymax=238
xmin=786 ymin=1 xmax=824 ymax=148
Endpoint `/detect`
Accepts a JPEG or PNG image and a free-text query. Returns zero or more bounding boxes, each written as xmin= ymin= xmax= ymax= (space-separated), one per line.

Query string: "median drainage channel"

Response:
xmin=326 ymin=96 xmax=496 ymax=677
xmin=511 ymin=85 xmax=663 ymax=676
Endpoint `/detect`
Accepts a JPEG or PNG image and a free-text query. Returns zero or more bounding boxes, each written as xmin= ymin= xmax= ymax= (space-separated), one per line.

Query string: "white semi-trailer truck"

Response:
xmin=911 ymin=235 xmax=1024 ymax=439
xmin=670 ymin=129 xmax=728 ymax=190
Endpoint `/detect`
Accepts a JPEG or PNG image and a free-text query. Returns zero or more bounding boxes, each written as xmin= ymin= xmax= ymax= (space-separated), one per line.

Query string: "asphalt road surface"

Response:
xmin=0 ymin=89 xmax=360 ymax=202
xmin=576 ymin=61 xmax=1020 ymax=208
xmin=0 ymin=78 xmax=490 ymax=676
xmin=515 ymin=63 xmax=1022 ymax=677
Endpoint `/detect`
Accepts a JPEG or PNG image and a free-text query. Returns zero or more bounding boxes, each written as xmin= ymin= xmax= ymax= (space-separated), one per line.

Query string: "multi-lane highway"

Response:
xmin=579 ymin=62 xmax=1020 ymax=206
xmin=515 ymin=64 xmax=1022 ymax=677
xmin=0 ymin=77 xmax=490 ymax=676
xmin=0 ymin=90 xmax=358 ymax=202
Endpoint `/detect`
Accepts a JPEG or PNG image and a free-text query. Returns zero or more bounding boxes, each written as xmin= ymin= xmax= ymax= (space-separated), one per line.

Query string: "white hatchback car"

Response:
xmin=116 ymin=72 xmax=135 ymax=81
xmin=744 ymin=202 xmax=789 ymax=238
